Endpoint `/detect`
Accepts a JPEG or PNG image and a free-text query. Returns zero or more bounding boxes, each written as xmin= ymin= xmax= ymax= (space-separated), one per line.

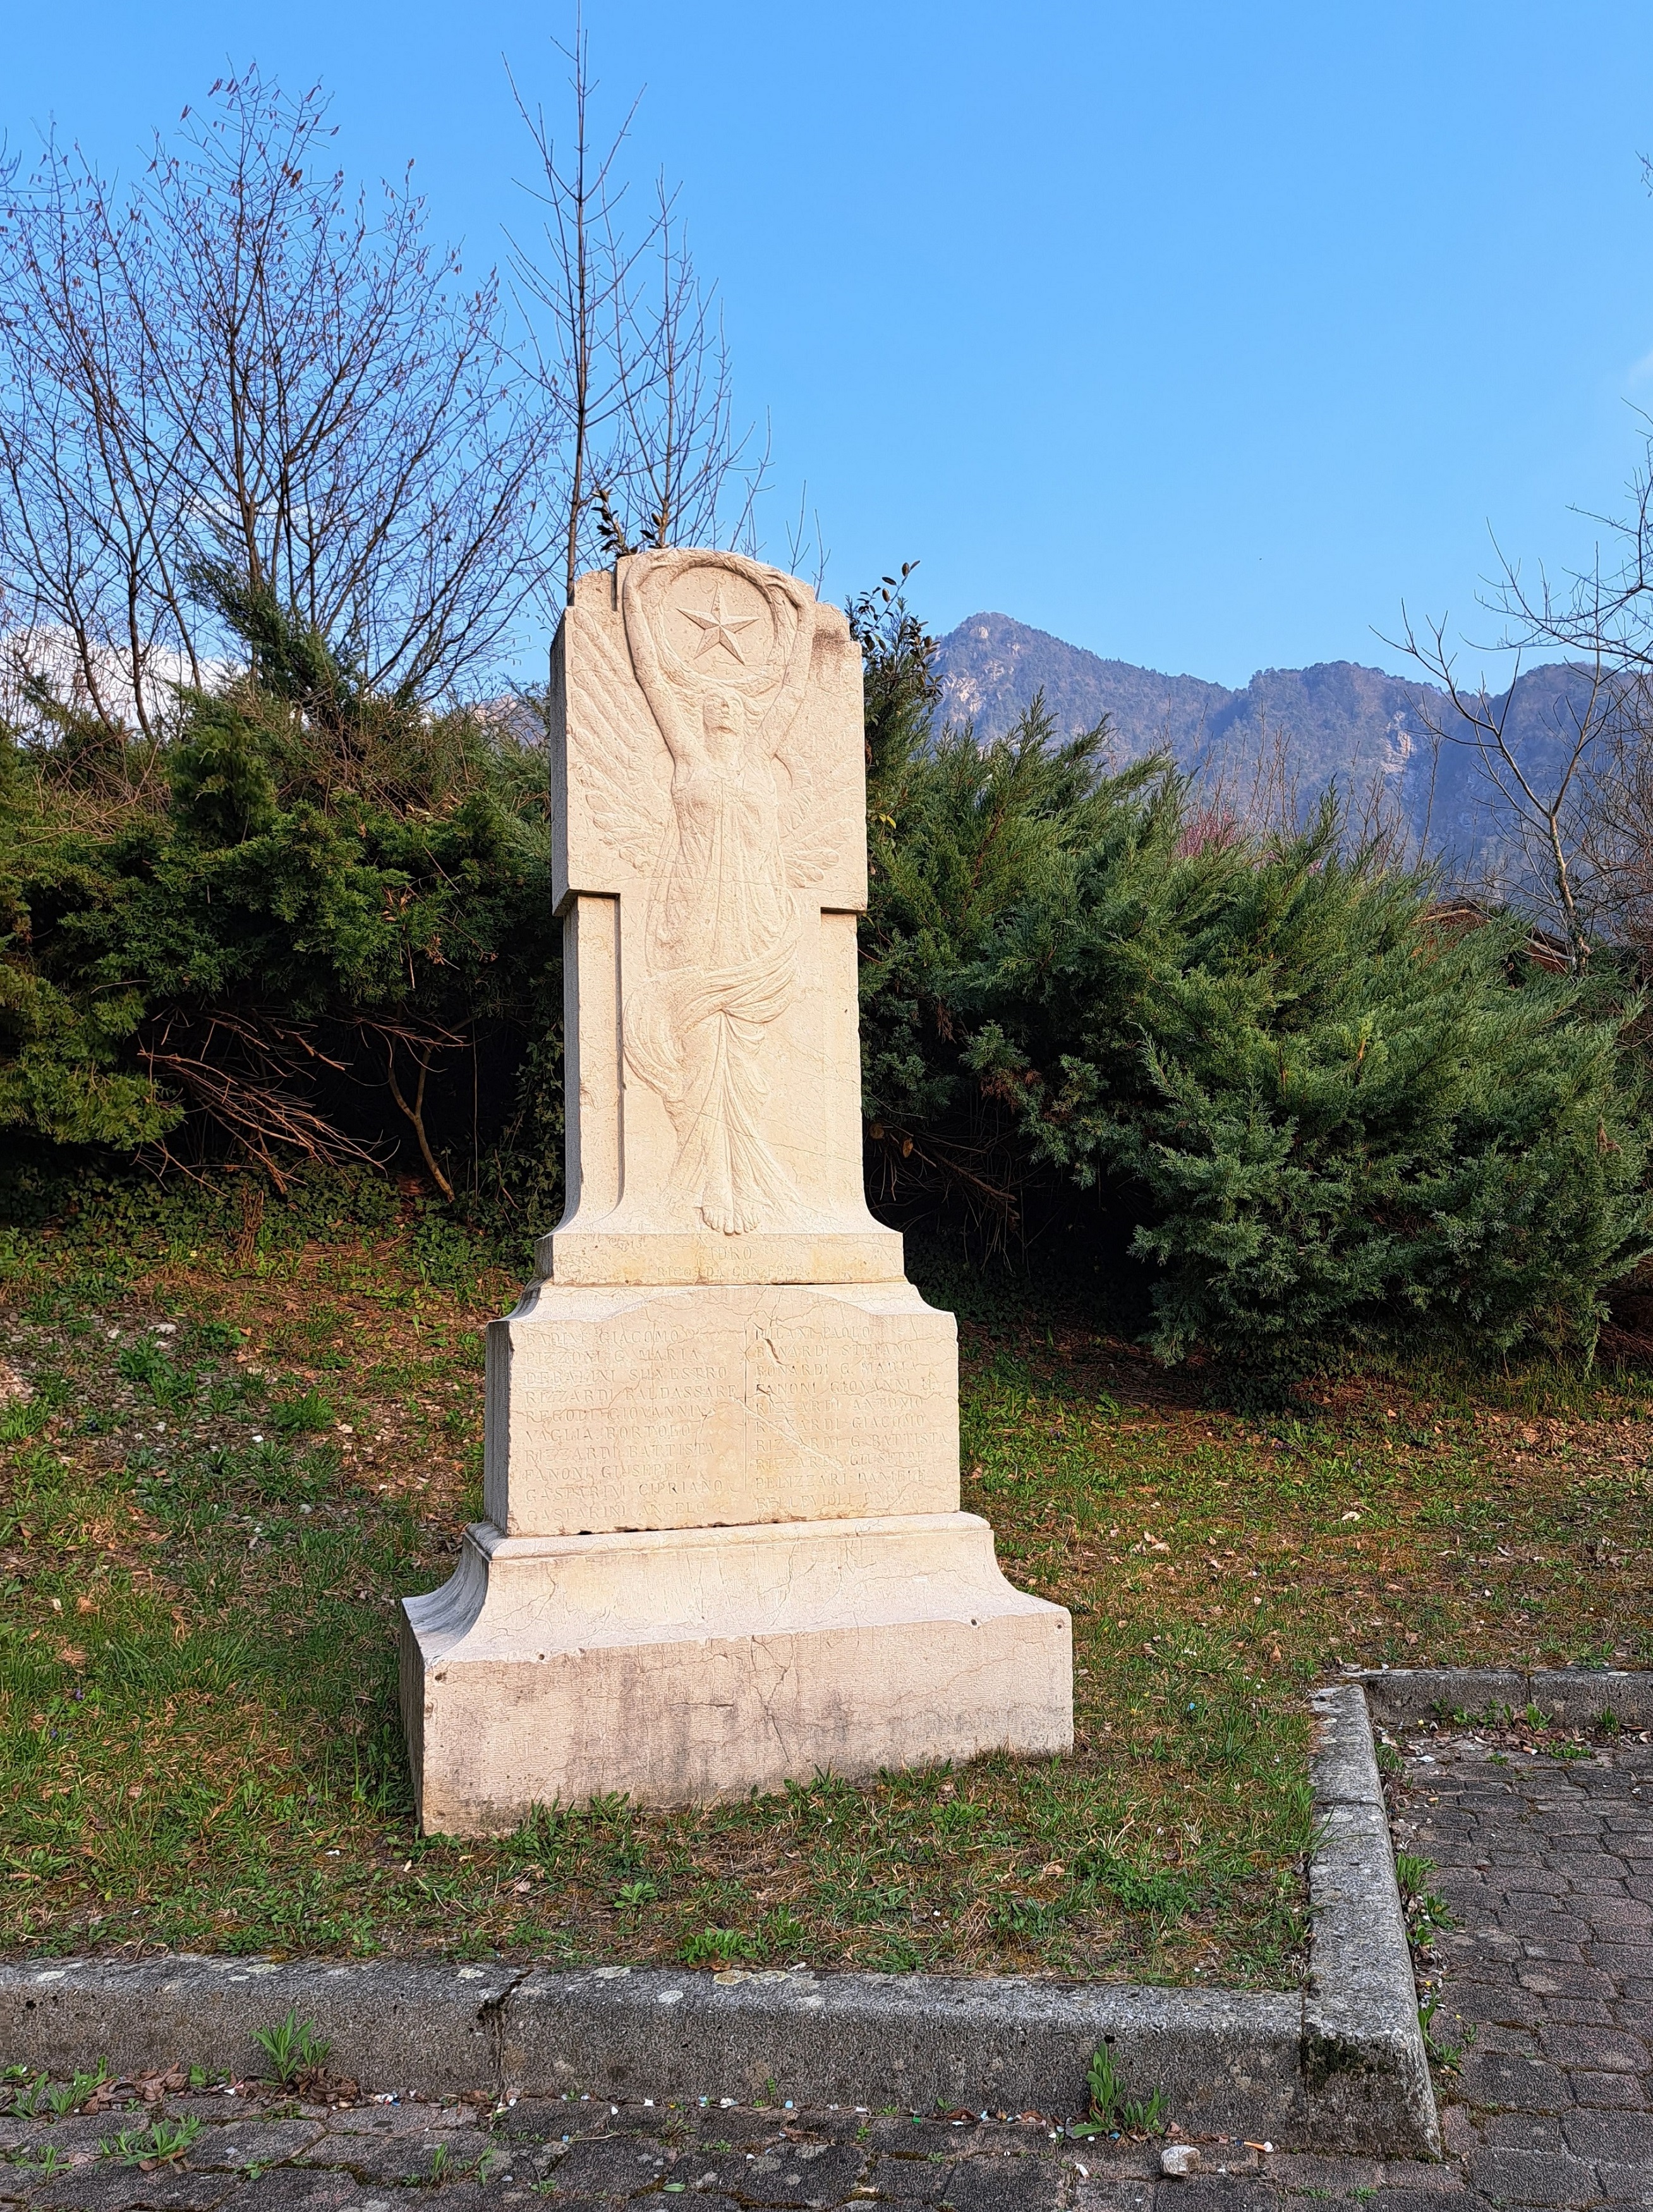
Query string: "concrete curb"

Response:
xmin=0 ymin=1955 xmax=521 ymax=2094
xmin=501 ymin=1968 xmax=1303 ymax=2134
xmin=0 ymin=1682 xmax=1460 ymax=2152
xmin=0 ymin=1954 xmax=1302 ymax=2139
xmin=1303 ymin=1685 xmax=1439 ymax=2158
xmin=1357 ymin=1665 xmax=1653 ymax=1730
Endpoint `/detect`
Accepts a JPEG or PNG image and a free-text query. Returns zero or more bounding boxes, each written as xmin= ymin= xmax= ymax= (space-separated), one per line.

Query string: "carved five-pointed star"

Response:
xmin=679 ymin=586 xmax=759 ymax=663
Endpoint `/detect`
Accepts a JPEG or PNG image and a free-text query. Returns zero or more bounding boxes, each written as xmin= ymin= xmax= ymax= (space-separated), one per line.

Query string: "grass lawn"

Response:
xmin=3 ymin=1188 xmax=1650 ymax=1988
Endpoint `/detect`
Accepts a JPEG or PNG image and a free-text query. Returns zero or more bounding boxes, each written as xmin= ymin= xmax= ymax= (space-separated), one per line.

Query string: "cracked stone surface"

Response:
xmin=3 ymin=1734 xmax=1649 ymax=2212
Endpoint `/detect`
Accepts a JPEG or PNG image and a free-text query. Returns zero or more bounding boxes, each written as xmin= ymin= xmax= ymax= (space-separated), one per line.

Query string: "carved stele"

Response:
xmin=547 ymin=551 xmax=902 ymax=1284
xmin=400 ymin=554 xmax=1072 ymax=1833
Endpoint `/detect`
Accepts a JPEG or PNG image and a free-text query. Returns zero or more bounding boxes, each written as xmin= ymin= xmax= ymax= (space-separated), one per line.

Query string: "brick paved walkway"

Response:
xmin=2 ymin=1730 xmax=1648 ymax=2212
xmin=1394 ymin=1724 xmax=1653 ymax=2209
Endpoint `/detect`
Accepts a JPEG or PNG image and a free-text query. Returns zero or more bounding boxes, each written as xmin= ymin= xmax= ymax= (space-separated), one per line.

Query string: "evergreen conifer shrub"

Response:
xmin=0 ymin=581 xmax=563 ymax=1203
xmin=3 ymin=571 xmax=1647 ymax=1374
xmin=853 ymin=593 xmax=1650 ymax=1370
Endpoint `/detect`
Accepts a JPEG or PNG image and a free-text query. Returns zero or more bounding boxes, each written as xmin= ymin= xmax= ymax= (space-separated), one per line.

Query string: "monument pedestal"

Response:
xmin=401 ymin=1510 xmax=1071 ymax=1834
xmin=401 ymin=550 xmax=1072 ymax=1832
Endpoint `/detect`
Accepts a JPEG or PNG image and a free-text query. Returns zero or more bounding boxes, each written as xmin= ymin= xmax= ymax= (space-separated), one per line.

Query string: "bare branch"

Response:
xmin=0 ymin=70 xmax=552 ymax=741
xmin=1388 ymin=599 xmax=1613 ymax=968
xmin=382 ymin=1030 xmax=457 ymax=1200
xmin=507 ymin=30 xmax=768 ymax=602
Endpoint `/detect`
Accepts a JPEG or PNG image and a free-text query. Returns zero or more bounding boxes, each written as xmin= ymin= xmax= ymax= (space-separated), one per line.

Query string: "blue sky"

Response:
xmin=7 ymin=1 xmax=1653 ymax=687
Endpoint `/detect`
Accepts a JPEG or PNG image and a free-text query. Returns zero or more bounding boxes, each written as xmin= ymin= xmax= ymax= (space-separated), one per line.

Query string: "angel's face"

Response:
xmin=701 ymin=687 xmax=741 ymax=765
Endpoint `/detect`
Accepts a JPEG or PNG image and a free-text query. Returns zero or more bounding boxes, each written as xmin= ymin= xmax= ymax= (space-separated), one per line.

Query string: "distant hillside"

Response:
xmin=933 ymin=610 xmax=1597 ymax=892
xmin=935 ymin=614 xmax=1237 ymax=758
xmin=933 ymin=612 xmax=1440 ymax=784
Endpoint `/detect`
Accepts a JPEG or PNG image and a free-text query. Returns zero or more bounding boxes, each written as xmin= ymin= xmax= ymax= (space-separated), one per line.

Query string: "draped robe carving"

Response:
xmin=567 ymin=550 xmax=841 ymax=1234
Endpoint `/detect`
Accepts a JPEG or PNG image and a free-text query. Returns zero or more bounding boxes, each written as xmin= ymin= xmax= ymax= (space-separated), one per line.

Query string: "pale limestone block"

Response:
xmin=483 ymin=1279 xmax=959 ymax=1536
xmin=401 ymin=1514 xmax=1074 ymax=1832
xmin=546 ymin=553 xmax=900 ymax=1287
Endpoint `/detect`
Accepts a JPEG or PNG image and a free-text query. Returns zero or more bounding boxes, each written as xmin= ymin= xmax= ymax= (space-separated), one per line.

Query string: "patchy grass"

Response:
xmin=1 ymin=1193 xmax=1649 ymax=1988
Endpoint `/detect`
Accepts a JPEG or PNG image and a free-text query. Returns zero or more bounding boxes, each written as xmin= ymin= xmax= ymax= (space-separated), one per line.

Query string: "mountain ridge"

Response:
xmin=933 ymin=610 xmax=1441 ymax=784
xmin=931 ymin=609 xmax=1595 ymax=888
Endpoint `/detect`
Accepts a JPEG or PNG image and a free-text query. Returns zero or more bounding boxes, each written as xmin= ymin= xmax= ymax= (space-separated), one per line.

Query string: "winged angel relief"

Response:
xmin=571 ymin=552 xmax=842 ymax=1236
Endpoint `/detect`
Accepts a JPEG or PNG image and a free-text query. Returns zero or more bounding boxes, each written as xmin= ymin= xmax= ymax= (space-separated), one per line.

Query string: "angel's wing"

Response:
xmin=568 ymin=612 xmax=673 ymax=872
xmin=787 ymin=830 xmax=841 ymax=889
xmin=781 ymin=733 xmax=858 ymax=889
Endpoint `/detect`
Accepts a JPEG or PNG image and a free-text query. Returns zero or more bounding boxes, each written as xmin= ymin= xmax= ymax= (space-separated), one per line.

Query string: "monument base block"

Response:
xmin=401 ymin=1512 xmax=1073 ymax=1836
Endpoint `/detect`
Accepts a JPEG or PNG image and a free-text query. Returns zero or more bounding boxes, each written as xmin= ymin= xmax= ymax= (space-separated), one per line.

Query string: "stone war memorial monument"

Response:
xmin=401 ymin=549 xmax=1072 ymax=1834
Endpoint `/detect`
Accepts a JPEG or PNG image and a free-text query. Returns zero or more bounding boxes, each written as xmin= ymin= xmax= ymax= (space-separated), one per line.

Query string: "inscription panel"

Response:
xmin=485 ymin=1280 xmax=958 ymax=1536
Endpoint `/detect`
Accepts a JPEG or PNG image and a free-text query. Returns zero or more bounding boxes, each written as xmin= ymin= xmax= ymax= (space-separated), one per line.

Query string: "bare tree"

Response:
xmin=0 ymin=69 xmax=548 ymax=747
xmin=602 ymin=174 xmax=766 ymax=561
xmin=509 ymin=25 xmax=766 ymax=605
xmin=507 ymin=33 xmax=639 ymax=608
xmin=1391 ymin=601 xmax=1613 ymax=969
xmin=1386 ymin=234 xmax=1653 ymax=968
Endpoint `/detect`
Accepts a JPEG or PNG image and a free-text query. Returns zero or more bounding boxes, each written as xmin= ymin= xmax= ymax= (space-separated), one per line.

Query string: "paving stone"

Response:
xmin=1531 ymin=1997 xmax=1614 ymax=2024
xmin=1434 ymin=1978 xmax=1527 ymax=2022
xmin=1477 ymin=2113 xmax=1564 ymax=2149
xmin=1458 ymin=2020 xmax=1539 ymax=2055
xmin=320 ymin=2111 xmax=478 ymax=2141
xmin=1456 ymin=2052 xmax=1568 ymax=2111
xmin=1535 ymin=2022 xmax=1649 ymax=2070
xmin=1465 ymin=2147 xmax=1599 ymax=2205
xmin=1257 ymin=2152 xmax=1384 ymax=2187
xmin=509 ymin=2196 xmax=610 ymax=2212
xmin=934 ymin=2157 xmax=1065 ymax=2212
xmin=1132 ymin=2187 xmax=1269 ymax=2212
xmin=1064 ymin=2152 xmax=1154 ymax=2185
xmin=188 ymin=2129 xmax=326 ymax=2175
xmin=538 ymin=2140 xmax=674 ymax=2197
xmin=737 ymin=2148 xmax=869 ymax=2206
xmin=1577 ymin=1899 xmax=1652 ymax=1926
xmin=3 ymin=2125 xmax=123 ymax=2165
xmin=1558 ymin=2106 xmax=1653 ymax=2163
xmin=863 ymin=2157 xmax=955 ymax=2200
xmin=1588 ymin=1943 xmax=1653 ymax=1974
xmin=291 ymin=2136 xmax=463 ymax=2185
xmin=675 ymin=2154 xmax=777 ymax=2197
xmin=1497 ymin=1911 xmax=1590 ymax=1942
xmin=1517 ymin=1964 xmax=1612 ymax=1997
xmin=173 ymin=2175 xmax=362 ymax=2212
xmin=1592 ymin=2164 xmax=1653 ymax=2207
xmin=1375 ymin=2163 xmax=1471 ymax=2192
xmin=488 ymin=2110 xmax=567 ymax=2146
xmin=408 ymin=2189 xmax=573 ymax=2212
xmin=1437 ymin=2106 xmax=1479 ymax=2157
xmin=1566 ymin=2070 xmax=1645 ymax=2108
xmin=15 ymin=2173 xmax=241 ymax=2212
xmin=1388 ymin=1730 xmax=1653 ymax=2206
xmin=861 ymin=2130 xmax=978 ymax=2163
